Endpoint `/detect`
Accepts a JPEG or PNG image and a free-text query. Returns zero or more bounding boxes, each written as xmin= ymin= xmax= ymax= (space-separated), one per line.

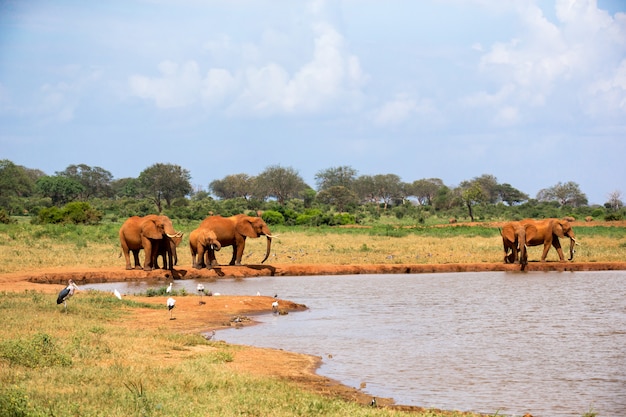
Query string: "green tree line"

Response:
xmin=0 ymin=159 xmax=623 ymax=225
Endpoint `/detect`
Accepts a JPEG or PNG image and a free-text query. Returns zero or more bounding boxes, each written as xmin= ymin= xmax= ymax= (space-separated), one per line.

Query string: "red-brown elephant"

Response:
xmin=197 ymin=214 xmax=276 ymax=266
xmin=520 ymin=218 xmax=577 ymax=262
xmin=501 ymin=221 xmax=531 ymax=265
xmin=119 ymin=214 xmax=183 ymax=271
xmin=189 ymin=227 xmax=222 ymax=269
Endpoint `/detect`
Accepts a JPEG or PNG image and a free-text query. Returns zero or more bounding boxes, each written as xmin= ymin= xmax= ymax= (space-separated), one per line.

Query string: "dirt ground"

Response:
xmin=2 ymin=261 xmax=625 ymax=414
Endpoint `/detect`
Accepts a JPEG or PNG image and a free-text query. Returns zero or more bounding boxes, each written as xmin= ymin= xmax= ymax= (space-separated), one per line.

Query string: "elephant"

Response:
xmin=197 ymin=214 xmax=276 ymax=266
xmin=519 ymin=218 xmax=577 ymax=262
xmin=189 ymin=227 xmax=222 ymax=269
xmin=119 ymin=214 xmax=184 ymax=271
xmin=501 ymin=221 xmax=530 ymax=265
xmin=153 ymin=232 xmax=184 ymax=270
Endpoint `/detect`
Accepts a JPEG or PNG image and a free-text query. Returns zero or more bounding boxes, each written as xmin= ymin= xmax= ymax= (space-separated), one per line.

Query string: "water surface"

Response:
xmin=86 ymin=271 xmax=626 ymax=417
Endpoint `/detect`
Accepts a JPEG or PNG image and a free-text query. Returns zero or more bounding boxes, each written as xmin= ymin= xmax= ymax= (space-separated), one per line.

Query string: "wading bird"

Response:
xmin=197 ymin=283 xmax=205 ymax=304
xmin=113 ymin=289 xmax=122 ymax=300
xmin=167 ymin=297 xmax=176 ymax=319
xmin=166 ymin=282 xmax=173 ymax=293
xmin=272 ymin=300 xmax=279 ymax=313
xmin=57 ymin=279 xmax=79 ymax=312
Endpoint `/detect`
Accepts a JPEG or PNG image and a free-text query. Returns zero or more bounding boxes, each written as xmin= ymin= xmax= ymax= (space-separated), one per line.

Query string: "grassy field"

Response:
xmin=0 ymin=221 xmax=625 ymax=274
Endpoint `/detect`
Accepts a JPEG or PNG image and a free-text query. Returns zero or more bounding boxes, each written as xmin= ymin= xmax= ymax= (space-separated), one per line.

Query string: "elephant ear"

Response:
xmin=552 ymin=220 xmax=566 ymax=237
xmin=501 ymin=224 xmax=516 ymax=242
xmin=236 ymin=217 xmax=258 ymax=238
xmin=142 ymin=219 xmax=163 ymax=240
xmin=524 ymin=223 xmax=538 ymax=242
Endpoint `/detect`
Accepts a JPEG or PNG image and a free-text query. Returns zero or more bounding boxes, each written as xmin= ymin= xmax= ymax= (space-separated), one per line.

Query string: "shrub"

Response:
xmin=33 ymin=202 xmax=103 ymax=225
xmin=0 ymin=209 xmax=15 ymax=224
xmin=261 ymin=210 xmax=285 ymax=225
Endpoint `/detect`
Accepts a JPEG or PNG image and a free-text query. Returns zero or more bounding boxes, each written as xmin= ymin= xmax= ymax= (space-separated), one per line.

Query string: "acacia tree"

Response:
xmin=316 ymin=186 xmax=359 ymax=212
xmin=209 ymin=173 xmax=255 ymax=200
xmin=139 ymin=163 xmax=192 ymax=212
xmin=537 ymin=181 xmax=588 ymax=207
xmin=314 ymin=166 xmax=358 ymax=191
xmin=408 ymin=178 xmax=444 ymax=205
xmin=254 ymin=165 xmax=308 ymax=205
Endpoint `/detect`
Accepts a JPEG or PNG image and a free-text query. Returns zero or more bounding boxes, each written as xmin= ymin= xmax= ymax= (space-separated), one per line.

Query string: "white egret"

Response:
xmin=113 ymin=289 xmax=122 ymax=300
xmin=166 ymin=282 xmax=173 ymax=293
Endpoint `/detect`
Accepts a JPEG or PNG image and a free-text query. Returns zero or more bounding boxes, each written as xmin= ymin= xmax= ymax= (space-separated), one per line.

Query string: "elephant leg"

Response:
xmin=229 ymin=244 xmax=238 ymax=265
xmin=207 ymin=248 xmax=218 ymax=267
xmin=132 ymin=249 xmax=141 ymax=269
xmin=552 ymin=239 xmax=566 ymax=262
xmin=143 ymin=243 xmax=153 ymax=271
xmin=540 ymin=242 xmax=552 ymax=262
xmin=122 ymin=249 xmax=132 ymax=270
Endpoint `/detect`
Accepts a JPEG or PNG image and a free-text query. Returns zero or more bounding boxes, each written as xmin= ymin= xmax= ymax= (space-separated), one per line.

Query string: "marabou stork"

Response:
xmin=56 ymin=279 xmax=79 ymax=312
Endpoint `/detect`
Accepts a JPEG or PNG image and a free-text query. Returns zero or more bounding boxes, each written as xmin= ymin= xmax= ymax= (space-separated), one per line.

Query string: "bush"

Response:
xmin=0 ymin=209 xmax=15 ymax=224
xmin=261 ymin=210 xmax=285 ymax=225
xmin=34 ymin=202 xmax=103 ymax=225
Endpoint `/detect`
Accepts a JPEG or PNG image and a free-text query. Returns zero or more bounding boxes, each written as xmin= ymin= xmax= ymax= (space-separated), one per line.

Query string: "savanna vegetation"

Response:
xmin=0 ymin=159 xmax=624 ymax=227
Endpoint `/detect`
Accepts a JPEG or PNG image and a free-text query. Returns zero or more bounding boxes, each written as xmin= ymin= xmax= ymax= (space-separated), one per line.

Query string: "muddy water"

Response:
xmin=87 ymin=271 xmax=626 ymax=417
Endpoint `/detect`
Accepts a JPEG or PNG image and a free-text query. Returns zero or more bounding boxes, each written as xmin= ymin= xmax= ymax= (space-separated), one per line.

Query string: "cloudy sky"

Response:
xmin=1 ymin=0 xmax=625 ymax=205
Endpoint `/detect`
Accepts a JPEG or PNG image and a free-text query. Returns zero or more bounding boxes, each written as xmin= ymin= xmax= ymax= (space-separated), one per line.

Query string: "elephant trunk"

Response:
xmin=568 ymin=235 xmax=576 ymax=261
xmin=260 ymin=236 xmax=272 ymax=264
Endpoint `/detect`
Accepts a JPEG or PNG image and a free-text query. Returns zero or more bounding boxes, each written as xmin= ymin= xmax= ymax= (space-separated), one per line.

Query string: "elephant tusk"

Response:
xmin=166 ymin=232 xmax=184 ymax=238
xmin=265 ymin=234 xmax=280 ymax=239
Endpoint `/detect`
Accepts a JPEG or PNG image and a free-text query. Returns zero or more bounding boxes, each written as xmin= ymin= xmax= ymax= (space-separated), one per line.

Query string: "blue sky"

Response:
xmin=1 ymin=0 xmax=625 ymax=205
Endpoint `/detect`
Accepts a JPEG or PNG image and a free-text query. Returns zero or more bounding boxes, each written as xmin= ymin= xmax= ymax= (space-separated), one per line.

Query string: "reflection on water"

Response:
xmin=86 ymin=271 xmax=626 ymax=417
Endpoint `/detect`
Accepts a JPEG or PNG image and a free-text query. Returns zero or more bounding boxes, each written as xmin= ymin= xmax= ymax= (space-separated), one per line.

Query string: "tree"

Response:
xmin=111 ymin=178 xmax=143 ymax=198
xmin=473 ymin=174 xmax=500 ymax=204
xmin=138 ymin=163 xmax=193 ymax=212
xmin=57 ymin=164 xmax=113 ymax=199
xmin=316 ymin=186 xmax=359 ymax=212
xmin=254 ymin=165 xmax=308 ymax=205
xmin=408 ymin=178 xmax=444 ymax=205
xmin=0 ymin=160 xmax=35 ymax=211
xmin=314 ymin=166 xmax=358 ymax=191
xmin=209 ymin=173 xmax=255 ymax=200
xmin=35 ymin=176 xmax=85 ymax=206
xmin=497 ymin=183 xmax=528 ymax=206
xmin=605 ymin=190 xmax=623 ymax=210
xmin=458 ymin=180 xmax=487 ymax=222
xmin=537 ymin=182 xmax=588 ymax=207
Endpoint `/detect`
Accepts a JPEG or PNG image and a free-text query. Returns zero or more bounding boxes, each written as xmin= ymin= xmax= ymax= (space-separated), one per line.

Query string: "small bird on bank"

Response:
xmin=166 ymin=282 xmax=173 ymax=293
xmin=370 ymin=397 xmax=377 ymax=407
xmin=113 ymin=289 xmax=122 ymax=300
xmin=57 ymin=279 xmax=79 ymax=312
xmin=197 ymin=283 xmax=205 ymax=304
xmin=272 ymin=300 xmax=279 ymax=313
xmin=167 ymin=297 xmax=176 ymax=319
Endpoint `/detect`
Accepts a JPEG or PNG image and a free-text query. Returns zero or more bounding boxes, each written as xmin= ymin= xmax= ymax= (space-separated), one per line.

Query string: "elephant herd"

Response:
xmin=119 ymin=214 xmax=275 ymax=271
xmin=501 ymin=218 xmax=577 ymax=266
xmin=118 ymin=214 xmax=577 ymax=271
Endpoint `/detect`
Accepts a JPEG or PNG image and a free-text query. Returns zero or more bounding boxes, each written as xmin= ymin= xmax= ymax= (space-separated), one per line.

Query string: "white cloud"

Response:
xmin=466 ymin=0 xmax=626 ymax=125
xmin=374 ymin=94 xmax=436 ymax=126
xmin=128 ymin=19 xmax=366 ymax=115
xmin=129 ymin=60 xmax=202 ymax=109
